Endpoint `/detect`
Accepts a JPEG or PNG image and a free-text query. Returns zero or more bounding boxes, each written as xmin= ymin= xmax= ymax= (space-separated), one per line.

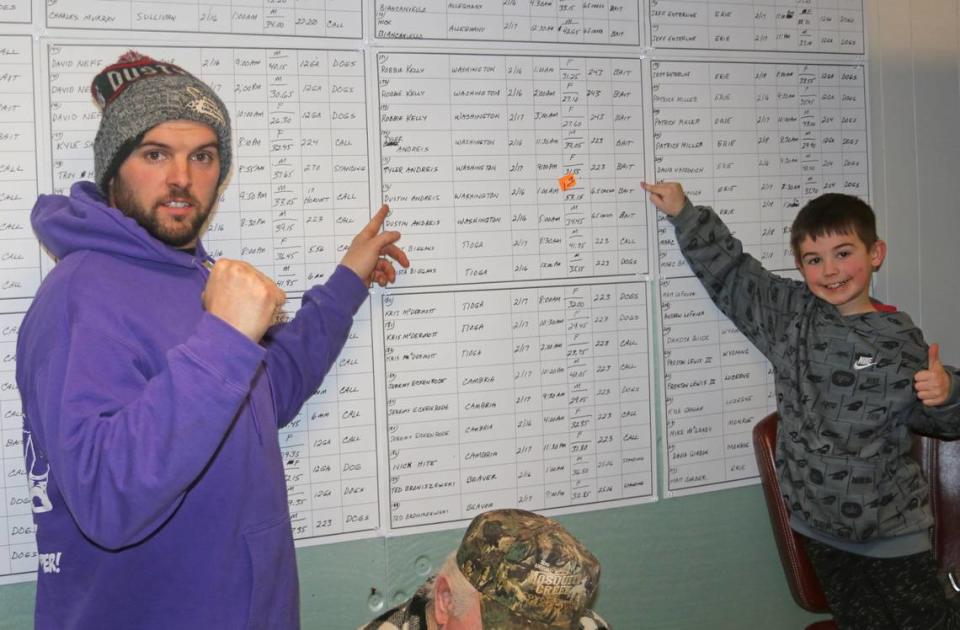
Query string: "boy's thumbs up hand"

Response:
xmin=915 ymin=343 xmax=952 ymax=407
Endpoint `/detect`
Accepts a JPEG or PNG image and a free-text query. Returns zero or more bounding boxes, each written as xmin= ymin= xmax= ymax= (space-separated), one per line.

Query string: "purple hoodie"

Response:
xmin=17 ymin=182 xmax=368 ymax=629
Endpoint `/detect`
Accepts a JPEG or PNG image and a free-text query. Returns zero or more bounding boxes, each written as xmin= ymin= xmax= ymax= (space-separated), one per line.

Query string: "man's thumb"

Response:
xmin=929 ymin=343 xmax=941 ymax=368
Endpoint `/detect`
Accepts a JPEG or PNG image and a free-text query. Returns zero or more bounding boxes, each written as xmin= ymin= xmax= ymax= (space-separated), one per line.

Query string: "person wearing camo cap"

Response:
xmin=360 ymin=508 xmax=610 ymax=630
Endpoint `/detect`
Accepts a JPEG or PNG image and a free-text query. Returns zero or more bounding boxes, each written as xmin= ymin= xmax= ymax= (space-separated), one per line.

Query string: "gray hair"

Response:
xmin=428 ymin=552 xmax=479 ymax=620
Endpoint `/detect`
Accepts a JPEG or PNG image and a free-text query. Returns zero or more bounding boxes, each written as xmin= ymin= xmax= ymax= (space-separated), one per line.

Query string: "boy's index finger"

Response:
xmin=641 ymin=181 xmax=672 ymax=193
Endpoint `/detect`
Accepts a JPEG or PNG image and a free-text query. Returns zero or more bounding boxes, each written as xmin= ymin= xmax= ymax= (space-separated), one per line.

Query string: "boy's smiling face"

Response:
xmin=795 ymin=230 xmax=886 ymax=316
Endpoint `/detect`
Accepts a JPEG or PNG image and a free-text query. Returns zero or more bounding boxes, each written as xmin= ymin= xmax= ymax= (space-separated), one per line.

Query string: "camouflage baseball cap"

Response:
xmin=456 ymin=509 xmax=601 ymax=629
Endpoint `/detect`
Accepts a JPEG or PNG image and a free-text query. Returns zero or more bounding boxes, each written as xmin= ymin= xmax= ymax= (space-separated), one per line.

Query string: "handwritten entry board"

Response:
xmin=0 ymin=0 xmax=866 ymax=582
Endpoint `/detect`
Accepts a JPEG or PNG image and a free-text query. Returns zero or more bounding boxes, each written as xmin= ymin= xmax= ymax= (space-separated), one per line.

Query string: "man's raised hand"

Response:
xmin=340 ymin=204 xmax=410 ymax=288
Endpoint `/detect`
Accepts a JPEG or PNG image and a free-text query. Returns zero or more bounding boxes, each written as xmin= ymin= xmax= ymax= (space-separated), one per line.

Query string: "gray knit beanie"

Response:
xmin=91 ymin=51 xmax=232 ymax=196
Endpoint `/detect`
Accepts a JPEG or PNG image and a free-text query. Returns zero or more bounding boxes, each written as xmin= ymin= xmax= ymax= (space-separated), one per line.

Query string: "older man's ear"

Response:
xmin=433 ymin=575 xmax=454 ymax=625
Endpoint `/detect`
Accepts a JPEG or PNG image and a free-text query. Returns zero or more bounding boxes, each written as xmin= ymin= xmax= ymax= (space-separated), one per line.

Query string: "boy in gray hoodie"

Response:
xmin=645 ymin=181 xmax=960 ymax=629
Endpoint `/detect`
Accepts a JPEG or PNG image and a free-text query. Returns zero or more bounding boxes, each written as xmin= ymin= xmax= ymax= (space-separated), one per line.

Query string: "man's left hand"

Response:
xmin=340 ymin=204 xmax=410 ymax=287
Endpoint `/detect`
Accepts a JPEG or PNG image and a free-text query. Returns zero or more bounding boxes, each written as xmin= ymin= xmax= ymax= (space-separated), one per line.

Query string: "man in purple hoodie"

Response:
xmin=16 ymin=51 xmax=408 ymax=629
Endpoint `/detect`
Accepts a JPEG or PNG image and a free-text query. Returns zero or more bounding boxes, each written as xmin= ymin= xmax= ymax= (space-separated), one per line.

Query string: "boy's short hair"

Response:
xmin=790 ymin=193 xmax=878 ymax=259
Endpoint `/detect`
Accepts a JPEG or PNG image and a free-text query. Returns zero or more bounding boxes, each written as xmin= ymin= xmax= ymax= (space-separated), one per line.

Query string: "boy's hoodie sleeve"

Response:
xmin=262 ymin=264 xmax=369 ymax=427
xmin=37 ymin=313 xmax=265 ymax=550
xmin=667 ymin=200 xmax=808 ymax=358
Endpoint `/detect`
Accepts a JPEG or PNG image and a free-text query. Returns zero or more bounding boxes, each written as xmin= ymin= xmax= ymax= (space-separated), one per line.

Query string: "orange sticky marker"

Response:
xmin=558 ymin=172 xmax=577 ymax=191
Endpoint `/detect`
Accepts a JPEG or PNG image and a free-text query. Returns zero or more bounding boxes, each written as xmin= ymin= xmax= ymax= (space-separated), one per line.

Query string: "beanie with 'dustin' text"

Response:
xmin=90 ymin=50 xmax=232 ymax=195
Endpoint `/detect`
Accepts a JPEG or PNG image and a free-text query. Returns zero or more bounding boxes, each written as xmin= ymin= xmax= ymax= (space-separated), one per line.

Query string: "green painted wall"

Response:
xmin=0 ymin=486 xmax=826 ymax=629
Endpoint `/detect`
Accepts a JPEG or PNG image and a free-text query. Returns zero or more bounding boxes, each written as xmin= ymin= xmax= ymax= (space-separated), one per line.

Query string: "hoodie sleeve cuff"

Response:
xmin=180 ymin=313 xmax=267 ymax=391
xmin=666 ymin=198 xmax=700 ymax=229
xmin=323 ymin=264 xmax=370 ymax=316
xmin=945 ymin=369 xmax=960 ymax=408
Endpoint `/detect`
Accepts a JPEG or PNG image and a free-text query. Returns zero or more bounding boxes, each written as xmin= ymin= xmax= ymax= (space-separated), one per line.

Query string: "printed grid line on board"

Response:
xmin=46 ymin=0 xmax=363 ymax=38
xmin=279 ymin=302 xmax=381 ymax=539
xmin=653 ymin=61 xmax=869 ymax=494
xmin=383 ymin=283 xmax=655 ymax=530
xmin=0 ymin=34 xmax=37 ymax=581
xmin=1 ymin=311 xmax=30 ymax=579
xmin=375 ymin=0 xmax=642 ymax=45
xmin=0 ymin=0 xmax=29 ymax=24
xmin=0 ymin=38 xmax=40 ymax=303
xmin=649 ymin=0 xmax=865 ymax=54
xmin=378 ymin=52 xmax=648 ymax=288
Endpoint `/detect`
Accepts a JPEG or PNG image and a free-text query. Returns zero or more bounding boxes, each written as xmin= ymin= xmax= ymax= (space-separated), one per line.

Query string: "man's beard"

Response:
xmin=111 ymin=177 xmax=216 ymax=248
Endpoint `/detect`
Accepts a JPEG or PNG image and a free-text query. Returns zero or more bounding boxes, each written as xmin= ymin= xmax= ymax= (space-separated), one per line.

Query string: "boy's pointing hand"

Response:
xmin=641 ymin=181 xmax=687 ymax=216
xmin=915 ymin=343 xmax=952 ymax=407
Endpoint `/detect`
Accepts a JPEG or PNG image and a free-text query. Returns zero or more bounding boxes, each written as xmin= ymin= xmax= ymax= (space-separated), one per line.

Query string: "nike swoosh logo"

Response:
xmin=853 ymin=357 xmax=876 ymax=370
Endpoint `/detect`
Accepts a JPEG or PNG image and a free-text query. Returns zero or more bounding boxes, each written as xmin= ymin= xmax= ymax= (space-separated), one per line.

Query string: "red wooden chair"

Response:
xmin=754 ymin=412 xmax=960 ymax=630
xmin=753 ymin=411 xmax=836 ymax=630
xmin=914 ymin=432 xmax=960 ymax=590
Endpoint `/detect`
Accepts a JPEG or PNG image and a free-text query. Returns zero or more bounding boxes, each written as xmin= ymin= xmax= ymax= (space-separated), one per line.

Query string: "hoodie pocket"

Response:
xmin=244 ymin=516 xmax=299 ymax=629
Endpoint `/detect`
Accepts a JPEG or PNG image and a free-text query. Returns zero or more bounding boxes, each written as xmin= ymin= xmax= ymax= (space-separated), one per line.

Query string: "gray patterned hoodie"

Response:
xmin=668 ymin=201 xmax=960 ymax=543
